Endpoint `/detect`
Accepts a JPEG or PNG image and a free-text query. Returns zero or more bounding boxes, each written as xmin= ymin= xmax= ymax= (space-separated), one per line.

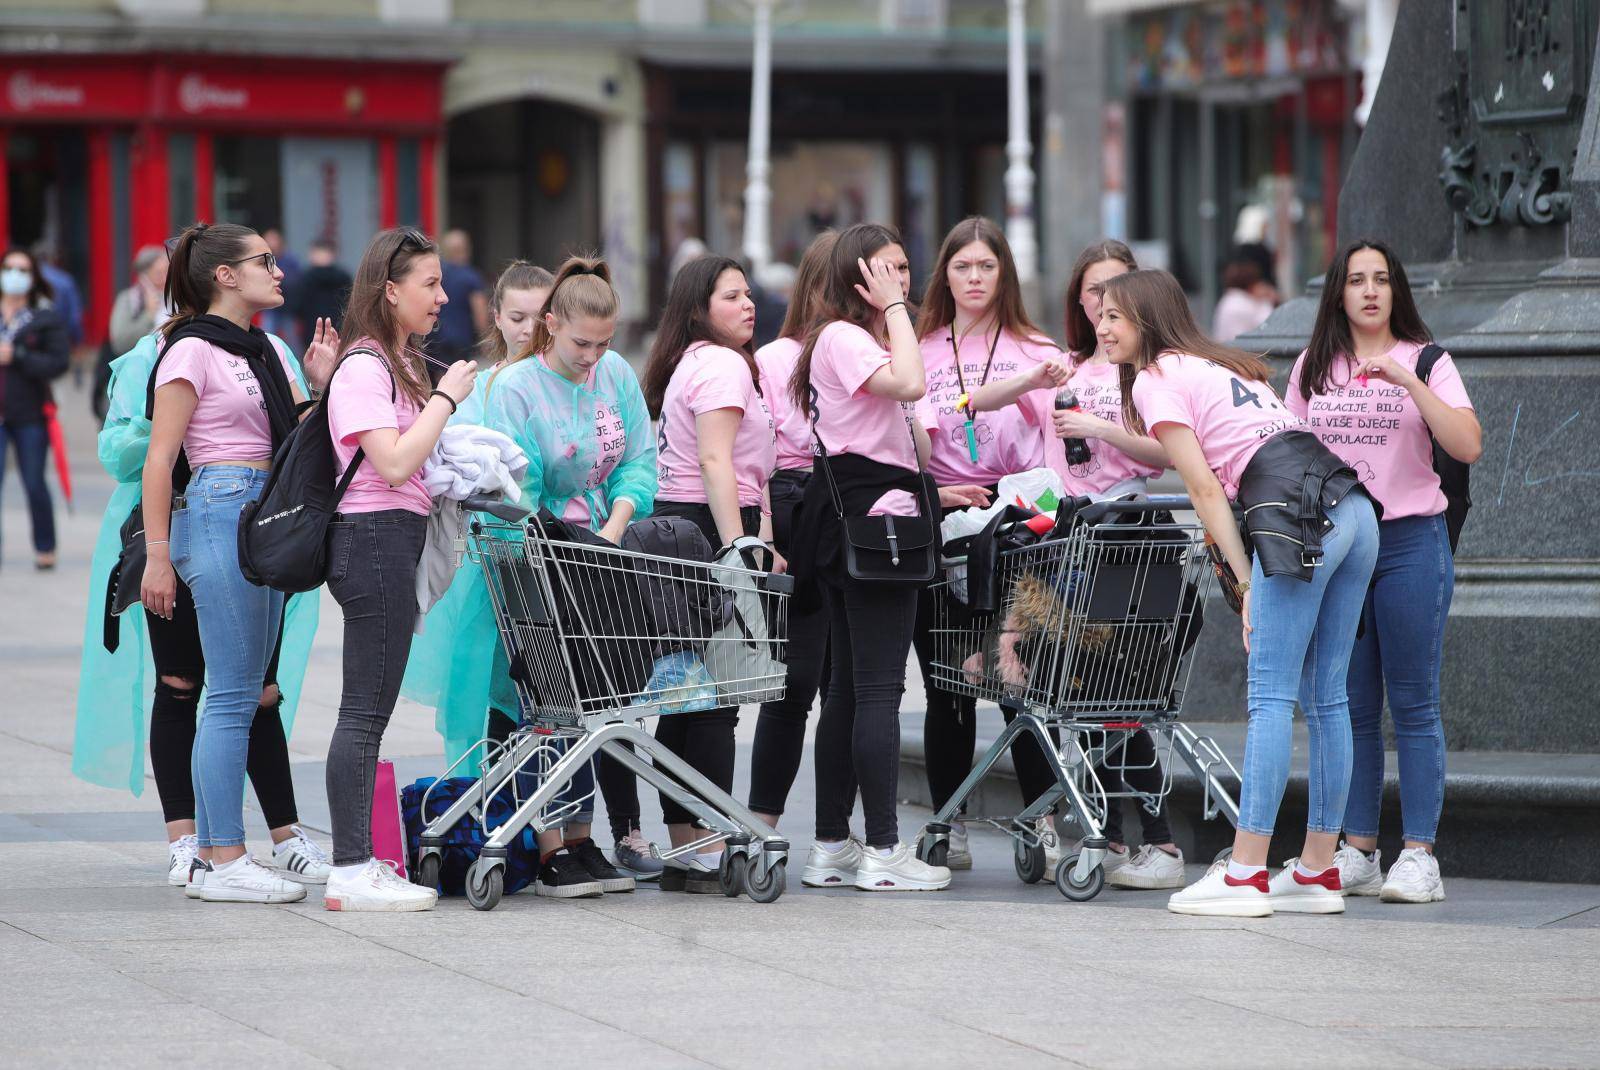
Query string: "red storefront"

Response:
xmin=0 ymin=55 xmax=446 ymax=346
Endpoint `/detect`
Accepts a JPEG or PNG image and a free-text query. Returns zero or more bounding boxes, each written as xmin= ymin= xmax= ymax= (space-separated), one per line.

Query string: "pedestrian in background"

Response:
xmin=109 ymin=245 xmax=170 ymax=357
xmin=1212 ymin=255 xmax=1277 ymax=343
xmin=0 ymin=247 xmax=70 ymax=570
xmin=433 ymin=228 xmax=490 ymax=374
xmin=261 ymin=227 xmax=304 ymax=351
xmin=1288 ymin=238 xmax=1480 ymax=905
xmin=288 ymin=238 xmax=352 ymax=341
xmin=31 ymin=241 xmax=84 ymax=352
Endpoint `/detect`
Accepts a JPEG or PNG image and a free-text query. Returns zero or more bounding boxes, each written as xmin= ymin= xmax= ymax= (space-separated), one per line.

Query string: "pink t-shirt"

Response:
xmin=1286 ymin=340 xmax=1473 ymax=519
xmin=655 ymin=342 xmax=776 ymax=507
xmin=755 ymin=337 xmax=814 ymax=473
xmin=1057 ymin=359 xmax=1164 ymax=497
xmin=1130 ymin=352 xmax=1303 ymax=500
xmin=560 ymin=363 xmax=628 ymax=524
xmin=153 ymin=336 xmax=299 ymax=467
xmin=327 ymin=345 xmax=431 ymax=516
xmin=920 ymin=326 xmax=1057 ymax=486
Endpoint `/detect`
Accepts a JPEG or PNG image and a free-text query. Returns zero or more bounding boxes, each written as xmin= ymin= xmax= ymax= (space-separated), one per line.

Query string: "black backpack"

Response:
xmin=1416 ymin=344 xmax=1472 ymax=553
xmin=237 ymin=349 xmax=393 ymax=592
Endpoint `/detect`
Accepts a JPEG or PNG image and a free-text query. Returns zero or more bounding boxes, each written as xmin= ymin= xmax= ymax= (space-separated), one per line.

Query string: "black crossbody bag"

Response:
xmin=812 ymin=401 xmax=938 ymax=586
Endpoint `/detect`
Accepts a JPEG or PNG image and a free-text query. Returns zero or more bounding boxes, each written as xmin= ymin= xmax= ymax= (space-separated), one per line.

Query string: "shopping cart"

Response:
xmin=916 ymin=496 xmax=1243 ymax=901
xmin=413 ymin=498 xmax=794 ymax=909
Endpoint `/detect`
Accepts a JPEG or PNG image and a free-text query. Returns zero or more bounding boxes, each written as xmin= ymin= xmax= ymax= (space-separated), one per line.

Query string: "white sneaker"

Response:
xmin=801 ymin=838 xmax=864 ymax=888
xmin=272 ymin=826 xmax=332 ymax=884
xmin=1333 ymin=841 xmax=1383 ymax=896
xmin=854 ymin=842 xmax=952 ymax=892
xmin=945 ymin=822 xmax=973 ymax=870
xmin=184 ymin=857 xmax=212 ymax=899
xmin=1268 ymin=861 xmax=1346 ymax=914
xmin=1107 ymin=844 xmax=1186 ymax=890
xmin=325 ymin=858 xmax=438 ymax=912
xmin=167 ymin=834 xmax=199 ymax=887
xmin=1167 ymin=859 xmax=1271 ymax=917
xmin=1034 ymin=817 xmax=1063 ymax=873
xmin=1102 ymin=843 xmax=1131 ymax=874
xmin=198 ymin=855 xmax=308 ymax=904
xmin=1380 ymin=847 xmax=1445 ymax=904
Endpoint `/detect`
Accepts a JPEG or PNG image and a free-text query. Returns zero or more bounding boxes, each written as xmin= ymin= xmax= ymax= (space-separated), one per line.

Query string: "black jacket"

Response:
xmin=1236 ymin=430 xmax=1377 ymax=582
xmin=290 ymin=265 xmax=352 ymax=335
xmin=1 ymin=305 xmax=70 ymax=425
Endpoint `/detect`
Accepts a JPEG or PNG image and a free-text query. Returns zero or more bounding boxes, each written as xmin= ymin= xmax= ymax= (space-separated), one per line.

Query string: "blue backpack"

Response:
xmin=401 ymin=776 xmax=542 ymax=897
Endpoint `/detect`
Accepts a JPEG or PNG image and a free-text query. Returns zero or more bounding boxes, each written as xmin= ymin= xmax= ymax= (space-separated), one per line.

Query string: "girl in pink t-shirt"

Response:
xmin=1286 ymin=240 xmax=1482 ymax=904
xmin=1104 ymin=268 xmax=1379 ymax=920
xmin=639 ymin=254 xmax=775 ymax=889
xmin=968 ymin=239 xmax=1182 ymax=885
xmin=319 ymin=228 xmax=478 ymax=913
xmin=786 ymin=222 xmax=955 ymax=893
xmin=140 ymin=222 xmax=337 ymax=904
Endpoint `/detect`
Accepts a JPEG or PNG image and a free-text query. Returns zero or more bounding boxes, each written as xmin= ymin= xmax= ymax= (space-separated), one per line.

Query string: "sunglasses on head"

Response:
xmin=387 ymin=227 xmax=431 ymax=277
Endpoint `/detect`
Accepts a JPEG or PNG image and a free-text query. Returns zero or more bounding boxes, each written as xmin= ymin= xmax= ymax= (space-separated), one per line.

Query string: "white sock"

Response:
xmin=331 ymin=861 xmax=368 ymax=880
xmin=872 ymin=845 xmax=896 ymax=858
xmin=696 ymin=850 xmax=723 ymax=869
xmin=1226 ymin=858 xmax=1266 ymax=880
xmin=1294 ymin=861 xmax=1326 ymax=879
xmin=817 ymin=839 xmax=850 ymax=854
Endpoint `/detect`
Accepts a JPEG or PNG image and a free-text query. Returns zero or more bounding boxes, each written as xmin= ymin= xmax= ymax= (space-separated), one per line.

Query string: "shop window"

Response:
xmin=169 ymin=134 xmax=196 ymax=226
xmin=397 ymin=139 xmax=421 ymax=226
xmin=214 ymin=136 xmax=284 ymax=233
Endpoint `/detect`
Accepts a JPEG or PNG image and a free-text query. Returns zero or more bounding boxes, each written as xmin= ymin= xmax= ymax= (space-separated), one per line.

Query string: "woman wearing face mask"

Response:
xmin=1287 ymin=239 xmax=1479 ymax=905
xmin=1102 ymin=269 xmax=1379 ymax=918
xmin=788 ymin=222 xmax=951 ymax=893
xmin=969 ymin=240 xmax=1185 ymax=889
xmin=140 ymin=222 xmax=334 ymax=903
xmin=641 ymin=254 xmax=778 ymax=892
xmin=319 ymin=228 xmax=477 ymax=912
xmin=0 ymin=248 xmax=70 ymax=570
xmin=478 ymin=255 xmax=662 ymax=895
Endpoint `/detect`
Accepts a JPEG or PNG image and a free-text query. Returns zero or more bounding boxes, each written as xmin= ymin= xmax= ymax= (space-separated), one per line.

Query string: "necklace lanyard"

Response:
xmin=951 ymin=325 xmax=1002 ymax=463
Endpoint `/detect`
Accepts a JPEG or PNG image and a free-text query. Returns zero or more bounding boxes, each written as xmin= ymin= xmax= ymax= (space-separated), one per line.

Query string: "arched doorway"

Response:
xmin=446 ymin=98 xmax=601 ymax=277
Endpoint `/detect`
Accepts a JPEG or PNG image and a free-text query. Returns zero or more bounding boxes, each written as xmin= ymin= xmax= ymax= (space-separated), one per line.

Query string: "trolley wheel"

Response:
xmin=413 ymin=851 xmax=442 ymax=891
xmin=917 ymin=838 xmax=949 ymax=869
xmin=745 ymin=859 xmax=786 ymax=904
xmin=1014 ymin=841 xmax=1047 ymax=885
xmin=1055 ymin=852 xmax=1105 ymax=902
xmin=465 ymin=859 xmax=504 ymax=911
xmin=718 ymin=852 xmax=747 ymax=898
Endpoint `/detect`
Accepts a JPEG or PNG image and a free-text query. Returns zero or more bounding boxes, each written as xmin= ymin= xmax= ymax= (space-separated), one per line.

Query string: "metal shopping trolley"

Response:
xmin=413 ymin=499 xmax=794 ymax=909
xmin=915 ymin=496 xmax=1243 ymax=901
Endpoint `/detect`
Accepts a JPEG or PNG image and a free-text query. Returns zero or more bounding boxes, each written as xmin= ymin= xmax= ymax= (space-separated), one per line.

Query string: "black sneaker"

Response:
xmin=568 ymin=838 xmax=635 ymax=893
xmin=535 ymin=850 xmax=603 ymax=899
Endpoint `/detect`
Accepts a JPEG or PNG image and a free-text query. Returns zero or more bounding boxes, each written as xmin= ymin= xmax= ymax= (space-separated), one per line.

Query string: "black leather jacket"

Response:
xmin=1236 ymin=431 xmax=1377 ymax=582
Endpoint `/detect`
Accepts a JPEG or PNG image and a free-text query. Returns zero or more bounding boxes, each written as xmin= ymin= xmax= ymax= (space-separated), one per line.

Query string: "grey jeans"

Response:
xmin=326 ymin=509 xmax=427 ymax=866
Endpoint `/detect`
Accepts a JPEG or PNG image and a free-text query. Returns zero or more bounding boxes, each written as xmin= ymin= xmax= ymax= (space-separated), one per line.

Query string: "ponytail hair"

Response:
xmin=517 ymin=254 xmax=619 ymax=367
xmin=160 ymin=222 xmax=258 ymax=342
xmin=481 ymin=260 xmax=556 ymax=363
xmin=642 ymin=254 xmax=754 ymax=419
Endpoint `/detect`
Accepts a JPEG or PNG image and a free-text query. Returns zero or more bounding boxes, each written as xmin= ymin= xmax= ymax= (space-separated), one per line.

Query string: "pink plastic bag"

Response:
xmin=371 ymin=758 xmax=407 ymax=877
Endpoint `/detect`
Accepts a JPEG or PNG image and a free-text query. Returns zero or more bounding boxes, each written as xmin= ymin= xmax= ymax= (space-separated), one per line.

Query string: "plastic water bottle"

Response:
xmin=1054 ymin=387 xmax=1092 ymax=466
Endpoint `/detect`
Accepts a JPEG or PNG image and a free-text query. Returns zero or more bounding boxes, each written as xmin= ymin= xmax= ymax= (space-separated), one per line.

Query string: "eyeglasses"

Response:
xmin=387 ymin=228 xmax=431 ymax=278
xmin=228 ymin=251 xmax=278 ymax=274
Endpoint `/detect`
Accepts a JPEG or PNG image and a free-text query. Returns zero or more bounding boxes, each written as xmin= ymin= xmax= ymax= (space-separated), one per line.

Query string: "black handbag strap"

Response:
xmin=808 ymin=386 xmax=934 ymax=524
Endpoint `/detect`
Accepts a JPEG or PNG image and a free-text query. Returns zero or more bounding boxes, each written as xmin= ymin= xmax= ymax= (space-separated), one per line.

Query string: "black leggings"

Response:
xmin=145 ymin=582 xmax=298 ymax=828
xmin=815 ymin=576 xmax=919 ymax=849
xmin=1096 ymin=729 xmax=1172 ymax=846
xmin=747 ymin=596 xmax=832 ymax=816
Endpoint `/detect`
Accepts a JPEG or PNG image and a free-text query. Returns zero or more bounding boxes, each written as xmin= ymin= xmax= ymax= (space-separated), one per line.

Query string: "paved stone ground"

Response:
xmin=2 ymin=383 xmax=1598 ymax=1069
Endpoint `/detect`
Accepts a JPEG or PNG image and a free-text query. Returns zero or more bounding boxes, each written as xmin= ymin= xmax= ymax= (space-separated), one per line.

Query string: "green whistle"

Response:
xmin=963 ymin=419 xmax=979 ymax=463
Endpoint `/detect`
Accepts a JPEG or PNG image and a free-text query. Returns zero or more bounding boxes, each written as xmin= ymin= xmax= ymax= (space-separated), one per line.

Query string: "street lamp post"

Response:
xmin=742 ymin=0 xmax=775 ymax=272
xmin=1004 ymin=0 xmax=1038 ymax=284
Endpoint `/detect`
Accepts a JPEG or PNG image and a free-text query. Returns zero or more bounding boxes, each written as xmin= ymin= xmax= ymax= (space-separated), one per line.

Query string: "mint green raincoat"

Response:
xmin=401 ymin=351 xmax=657 ymax=765
xmin=70 ymin=333 xmax=321 ymax=794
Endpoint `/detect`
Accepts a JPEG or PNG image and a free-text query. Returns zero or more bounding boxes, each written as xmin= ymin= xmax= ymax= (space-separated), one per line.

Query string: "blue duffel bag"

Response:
xmin=401 ymin=776 xmax=542 ymax=896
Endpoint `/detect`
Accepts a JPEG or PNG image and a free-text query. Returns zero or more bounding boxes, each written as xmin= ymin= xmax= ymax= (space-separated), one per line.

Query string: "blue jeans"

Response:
xmin=0 ymin=421 xmax=56 ymax=554
xmin=1237 ymin=493 xmax=1379 ymax=838
xmin=1343 ymin=514 xmax=1453 ymax=845
xmin=172 ymin=466 xmax=284 ymax=849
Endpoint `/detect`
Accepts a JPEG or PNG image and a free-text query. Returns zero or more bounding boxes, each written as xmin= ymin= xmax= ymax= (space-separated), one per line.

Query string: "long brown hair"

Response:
xmin=1298 ymin=238 xmax=1431 ymax=400
xmin=1064 ymin=239 xmax=1139 ymax=361
xmin=160 ymin=222 xmax=257 ymax=342
xmin=776 ymin=230 xmax=838 ymax=342
xmin=481 ymin=260 xmax=555 ymax=363
xmin=915 ymin=216 xmax=1049 ymax=346
xmin=337 ymin=227 xmax=438 ymax=406
xmin=642 ymin=254 xmax=754 ymax=419
xmin=788 ymin=222 xmax=902 ymax=412
xmin=1 ymin=247 xmax=55 ymax=309
xmin=1103 ymin=269 xmax=1272 ymax=436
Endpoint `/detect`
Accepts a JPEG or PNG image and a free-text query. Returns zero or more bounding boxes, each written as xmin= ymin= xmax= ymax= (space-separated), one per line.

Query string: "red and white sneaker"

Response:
xmin=1268 ymin=860 xmax=1346 ymax=914
xmin=1167 ymin=859 xmax=1272 ymax=917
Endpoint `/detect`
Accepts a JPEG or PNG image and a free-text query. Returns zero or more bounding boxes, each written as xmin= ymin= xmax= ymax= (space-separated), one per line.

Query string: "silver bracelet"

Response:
xmin=146 ymin=539 xmax=169 ymax=546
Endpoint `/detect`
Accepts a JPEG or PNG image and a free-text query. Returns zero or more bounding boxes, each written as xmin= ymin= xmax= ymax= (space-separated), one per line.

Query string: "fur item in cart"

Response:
xmin=961 ymin=571 xmax=1110 ymax=695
